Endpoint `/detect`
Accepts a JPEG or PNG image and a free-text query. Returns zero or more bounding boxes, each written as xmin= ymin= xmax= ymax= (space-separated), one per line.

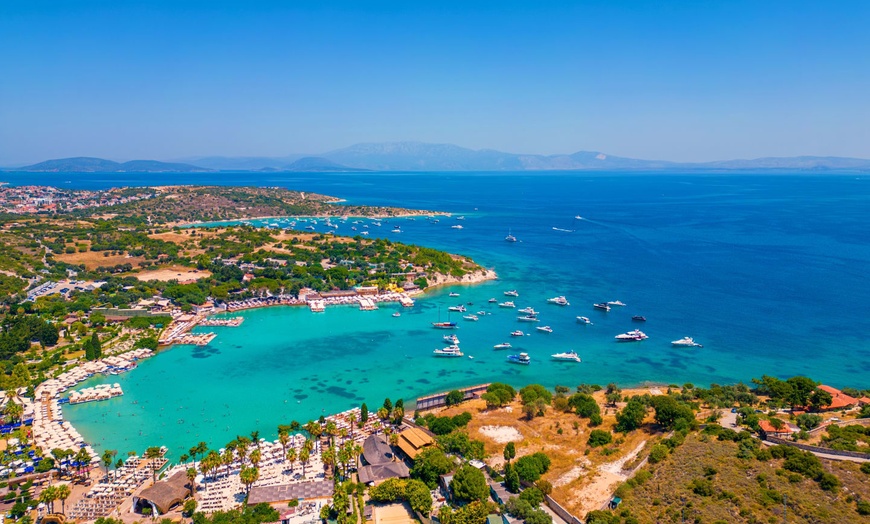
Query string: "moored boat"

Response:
xmin=632 ymin=315 xmax=646 ymax=322
xmin=493 ymin=342 xmax=512 ymax=349
xmin=443 ymin=334 xmax=460 ymax=344
xmin=671 ymin=337 xmax=703 ymax=347
xmin=499 ymin=301 xmax=516 ymax=308
xmin=432 ymin=321 xmax=458 ymax=329
xmin=519 ymin=307 xmax=538 ymax=315
xmin=448 ymin=305 xmax=467 ymax=312
xmin=392 ymin=312 xmax=401 ymax=317
xmin=463 ymin=314 xmax=479 ymax=321
xmin=593 ymin=303 xmax=611 ymax=312
xmin=510 ymin=330 xmax=525 ymax=337
xmin=504 ymin=290 xmax=519 ymax=297
xmin=576 ymin=316 xmax=593 ymax=325
xmin=615 ymin=329 xmax=648 ymax=341
xmin=433 ymin=345 xmax=464 ymax=357
xmin=547 ymin=296 xmax=570 ymax=306
xmin=449 ymin=292 xmax=460 ymax=297
xmin=507 ymin=352 xmax=531 ymax=365
xmin=488 ymin=298 xmax=498 ymax=303
xmin=607 ymin=300 xmax=626 ymax=307
xmin=551 ymin=350 xmax=581 ymax=362
xmin=517 ymin=315 xmax=540 ymax=322
xmin=536 ymin=325 xmax=553 ymax=333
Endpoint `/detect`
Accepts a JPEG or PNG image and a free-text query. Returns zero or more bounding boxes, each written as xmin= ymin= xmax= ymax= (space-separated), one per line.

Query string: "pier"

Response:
xmin=199 ymin=316 xmax=244 ymax=327
xmin=414 ymin=383 xmax=491 ymax=411
xmin=68 ymin=383 xmax=123 ymax=404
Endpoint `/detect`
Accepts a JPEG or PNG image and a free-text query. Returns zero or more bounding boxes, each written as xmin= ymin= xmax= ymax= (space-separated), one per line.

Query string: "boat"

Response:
xmin=360 ymin=231 xmax=369 ymax=236
xmin=552 ymin=227 xmax=574 ymax=232
xmin=448 ymin=305 xmax=466 ymax=313
xmin=499 ymin=301 xmax=516 ymax=308
xmin=505 ymin=229 xmax=517 ymax=242
xmin=392 ymin=312 xmax=401 ymax=317
xmin=451 ymin=225 xmax=464 ymax=229
xmin=431 ymin=321 xmax=458 ymax=329
xmin=510 ymin=330 xmax=525 ymax=337
xmin=449 ymin=292 xmax=460 ymax=297
xmin=593 ymin=303 xmax=611 ymax=312
xmin=547 ymin=296 xmax=570 ymax=306
xmin=463 ymin=314 xmax=479 ymax=321
xmin=632 ymin=315 xmax=646 ymax=322
xmin=456 ymin=216 xmax=465 ymax=220
xmin=443 ymin=334 xmax=460 ymax=344
xmin=519 ymin=307 xmax=538 ymax=315
xmin=488 ymin=298 xmax=498 ymax=303
xmin=575 ymin=215 xmax=583 ymax=220
xmin=476 ymin=310 xmax=486 ymax=316
xmin=507 ymin=352 xmax=531 ymax=365
xmin=391 ymin=228 xmax=402 ymax=233
xmin=551 ymin=351 xmax=581 ymax=362
xmin=615 ymin=329 xmax=648 ymax=341
xmin=536 ymin=325 xmax=553 ymax=333
xmin=433 ymin=345 xmax=464 ymax=357
xmin=517 ymin=315 xmax=540 ymax=322
xmin=576 ymin=316 xmax=592 ymax=324
xmin=671 ymin=337 xmax=703 ymax=348
xmin=305 ymin=225 xmax=315 ymax=230
xmin=504 ymin=290 xmax=519 ymax=297
xmin=607 ymin=300 xmax=627 ymax=307
xmin=493 ymin=342 xmax=512 ymax=349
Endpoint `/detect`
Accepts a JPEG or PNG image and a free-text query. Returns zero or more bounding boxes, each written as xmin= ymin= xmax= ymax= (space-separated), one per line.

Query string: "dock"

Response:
xmin=415 ymin=383 xmax=491 ymax=411
xmin=200 ymin=316 xmax=244 ymax=327
xmin=399 ymin=296 xmax=415 ymax=307
xmin=68 ymin=383 xmax=123 ymax=405
xmin=359 ymin=298 xmax=378 ymax=311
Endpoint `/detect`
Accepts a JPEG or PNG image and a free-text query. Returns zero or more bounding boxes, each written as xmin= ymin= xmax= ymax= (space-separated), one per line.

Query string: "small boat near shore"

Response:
xmin=607 ymin=300 xmax=627 ymax=307
xmin=576 ymin=316 xmax=593 ymax=325
xmin=505 ymin=230 xmax=517 ymax=242
xmin=632 ymin=315 xmax=646 ymax=322
xmin=443 ymin=334 xmax=460 ymax=344
xmin=488 ymin=298 xmax=498 ymax=303
xmin=536 ymin=325 xmax=553 ymax=333
xmin=547 ymin=296 xmax=569 ymax=306
xmin=672 ymin=337 xmax=703 ymax=347
xmin=519 ymin=307 xmax=538 ymax=315
xmin=493 ymin=342 xmax=512 ymax=349
xmin=432 ymin=321 xmax=458 ymax=329
xmin=507 ymin=352 xmax=531 ymax=365
xmin=451 ymin=225 xmax=464 ymax=229
xmin=392 ymin=312 xmax=401 ymax=317
xmin=615 ymin=329 xmax=648 ymax=341
xmin=448 ymin=305 xmax=467 ymax=312
xmin=463 ymin=314 xmax=479 ymax=321
xmin=593 ymin=303 xmax=611 ymax=312
xmin=449 ymin=292 xmax=460 ymax=297
xmin=504 ymin=290 xmax=519 ymax=297
xmin=551 ymin=351 xmax=581 ymax=362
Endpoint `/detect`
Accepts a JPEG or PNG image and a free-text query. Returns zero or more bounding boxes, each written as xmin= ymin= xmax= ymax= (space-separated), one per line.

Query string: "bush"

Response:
xmin=857 ymin=500 xmax=870 ymax=516
xmin=795 ymin=413 xmax=823 ymax=431
xmin=587 ymin=430 xmax=613 ymax=448
xmin=451 ymin=464 xmax=489 ymax=502
xmin=818 ymin=472 xmax=840 ymax=492
xmin=647 ymin=444 xmax=669 ymax=464
xmin=519 ymin=487 xmax=544 ymax=507
xmin=861 ymin=462 xmax=870 ymax=475
xmin=515 ymin=452 xmax=551 ymax=483
xmin=520 ymin=384 xmax=553 ymax=405
xmin=445 ymin=390 xmax=464 ymax=406
xmin=689 ymin=478 xmax=714 ymax=497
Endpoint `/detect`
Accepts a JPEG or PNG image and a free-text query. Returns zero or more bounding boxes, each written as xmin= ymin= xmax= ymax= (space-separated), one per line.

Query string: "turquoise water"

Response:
xmin=11 ymin=171 xmax=864 ymax=458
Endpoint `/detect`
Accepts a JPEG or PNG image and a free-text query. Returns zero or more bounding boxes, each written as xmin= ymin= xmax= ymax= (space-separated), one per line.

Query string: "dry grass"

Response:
xmin=133 ymin=266 xmax=212 ymax=282
xmin=374 ymin=502 xmax=416 ymax=524
xmin=56 ymin=246 xmax=146 ymax=270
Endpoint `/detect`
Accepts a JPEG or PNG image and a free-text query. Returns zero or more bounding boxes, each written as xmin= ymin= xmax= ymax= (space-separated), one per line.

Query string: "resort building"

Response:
xmin=134 ymin=471 xmax=191 ymax=516
xmin=246 ymin=479 xmax=334 ymax=506
xmin=757 ymin=419 xmax=798 ymax=439
xmin=395 ymin=427 xmax=435 ymax=461
xmin=817 ymin=385 xmax=859 ymax=411
xmin=359 ymin=435 xmax=409 ymax=485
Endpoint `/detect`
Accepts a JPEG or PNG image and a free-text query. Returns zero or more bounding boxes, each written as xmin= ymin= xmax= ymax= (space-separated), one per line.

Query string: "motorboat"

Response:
xmin=305 ymin=225 xmax=315 ymax=230
xmin=451 ymin=225 xmax=464 ymax=229
xmin=551 ymin=351 xmax=581 ymax=362
xmin=392 ymin=312 xmax=401 ymax=317
xmin=547 ymin=296 xmax=570 ymax=306
xmin=519 ymin=307 xmax=538 ymax=315
xmin=448 ymin=305 xmax=467 ymax=312
xmin=593 ymin=303 xmax=611 ymax=312
xmin=456 ymin=216 xmax=465 ymax=220
xmin=488 ymin=298 xmax=498 ymax=303
xmin=607 ymin=300 xmax=627 ymax=307
xmin=510 ymin=330 xmax=525 ymax=337
xmin=574 ymin=215 xmax=583 ymax=220
xmin=632 ymin=315 xmax=646 ymax=322
xmin=493 ymin=342 xmax=512 ymax=349
xmin=463 ymin=314 xmax=479 ymax=321
xmin=433 ymin=345 xmax=464 ymax=357
xmin=476 ymin=310 xmax=486 ymax=316
xmin=505 ymin=232 xmax=517 ymax=242
xmin=391 ymin=228 xmax=402 ymax=233
xmin=615 ymin=329 xmax=648 ymax=341
xmin=536 ymin=326 xmax=553 ymax=333
xmin=576 ymin=316 xmax=593 ymax=325
xmin=507 ymin=352 xmax=531 ymax=365
xmin=499 ymin=301 xmax=516 ymax=308
xmin=449 ymin=292 xmax=460 ymax=297
xmin=504 ymin=290 xmax=519 ymax=297
xmin=431 ymin=322 xmax=458 ymax=329
xmin=671 ymin=337 xmax=703 ymax=348
xmin=517 ymin=315 xmax=540 ymax=322
xmin=443 ymin=334 xmax=460 ymax=344
xmin=360 ymin=231 xmax=369 ymax=236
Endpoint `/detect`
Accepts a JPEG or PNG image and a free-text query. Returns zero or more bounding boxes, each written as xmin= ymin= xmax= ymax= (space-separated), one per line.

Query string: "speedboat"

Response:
xmin=476 ymin=310 xmax=486 ymax=316
xmin=360 ymin=231 xmax=369 ymax=236
xmin=519 ymin=307 xmax=538 ymax=315
xmin=449 ymin=292 xmax=460 ymax=297
xmin=632 ymin=315 xmax=646 ymax=322
xmin=392 ymin=312 xmax=401 ymax=317
xmin=493 ymin=342 xmax=512 ymax=350
xmin=433 ymin=345 xmax=464 ymax=357
xmin=510 ymin=330 xmax=525 ymax=337
xmin=551 ymin=351 xmax=581 ymax=362
xmin=305 ymin=225 xmax=315 ymax=230
xmin=547 ymin=296 xmax=570 ymax=306
xmin=443 ymin=334 xmax=460 ymax=344
xmin=451 ymin=225 xmax=464 ymax=229
xmin=574 ymin=215 xmax=583 ymax=220
xmin=463 ymin=314 xmax=479 ymax=321
xmin=488 ymin=298 xmax=498 ymax=303
xmin=671 ymin=337 xmax=703 ymax=348
xmin=615 ymin=329 xmax=648 ymax=341
xmin=507 ymin=352 xmax=531 ymax=365
xmin=536 ymin=326 xmax=553 ymax=333
xmin=431 ymin=322 xmax=458 ymax=329
xmin=593 ymin=303 xmax=611 ymax=312
xmin=607 ymin=300 xmax=626 ymax=307
xmin=499 ymin=301 xmax=516 ymax=308
xmin=391 ymin=228 xmax=402 ymax=233
xmin=504 ymin=290 xmax=519 ymax=297
xmin=576 ymin=316 xmax=593 ymax=325
xmin=448 ymin=305 xmax=467 ymax=312
xmin=517 ymin=315 xmax=540 ymax=322
xmin=456 ymin=216 xmax=465 ymax=220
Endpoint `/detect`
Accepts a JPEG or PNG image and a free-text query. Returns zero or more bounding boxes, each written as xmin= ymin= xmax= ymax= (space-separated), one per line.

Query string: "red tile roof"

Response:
xmin=818 ymin=385 xmax=858 ymax=409
xmin=758 ymin=419 xmax=793 ymax=434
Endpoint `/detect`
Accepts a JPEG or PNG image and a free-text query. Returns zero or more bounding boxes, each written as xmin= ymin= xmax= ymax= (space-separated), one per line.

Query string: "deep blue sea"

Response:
xmin=6 ymin=170 xmax=870 ymax=456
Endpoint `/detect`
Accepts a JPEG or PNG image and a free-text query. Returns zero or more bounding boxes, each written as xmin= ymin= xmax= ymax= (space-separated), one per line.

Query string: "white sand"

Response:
xmin=478 ymin=425 xmax=523 ymax=443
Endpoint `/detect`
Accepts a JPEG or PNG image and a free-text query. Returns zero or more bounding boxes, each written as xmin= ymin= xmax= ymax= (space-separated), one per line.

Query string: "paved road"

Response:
xmin=760 ymin=440 xmax=869 ymax=463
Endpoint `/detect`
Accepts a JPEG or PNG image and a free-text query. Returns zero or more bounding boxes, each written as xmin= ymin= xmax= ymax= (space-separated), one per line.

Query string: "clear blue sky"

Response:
xmin=1 ymin=0 xmax=868 ymax=164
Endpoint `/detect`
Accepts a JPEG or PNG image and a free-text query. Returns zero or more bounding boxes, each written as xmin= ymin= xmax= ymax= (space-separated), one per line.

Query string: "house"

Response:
xmin=358 ymin=435 xmax=409 ymax=485
xmin=817 ymin=385 xmax=859 ymax=411
xmin=758 ymin=419 xmax=797 ymax=439
xmin=859 ymin=396 xmax=870 ymax=406
xmin=133 ymin=471 xmax=190 ymax=516
xmin=242 ymin=273 xmax=255 ymax=283
xmin=395 ymin=427 xmax=435 ymax=461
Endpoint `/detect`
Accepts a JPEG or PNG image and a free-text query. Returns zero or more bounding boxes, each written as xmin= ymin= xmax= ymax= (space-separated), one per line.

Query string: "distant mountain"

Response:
xmin=284 ymin=157 xmax=369 ymax=172
xmin=12 ymin=157 xmax=210 ymax=173
xmin=7 ymin=146 xmax=870 ymax=173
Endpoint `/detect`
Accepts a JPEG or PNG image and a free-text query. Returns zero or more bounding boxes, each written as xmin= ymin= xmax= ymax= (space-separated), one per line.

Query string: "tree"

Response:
xmin=785 ymin=376 xmax=818 ymax=409
xmin=405 ymin=479 xmax=433 ymax=515
xmin=519 ymin=384 xmax=552 ymax=405
xmin=615 ymin=398 xmax=646 ymax=432
xmin=101 ymin=449 xmax=117 ymax=479
xmin=450 ymin=464 xmax=489 ymax=502
xmin=56 ymin=483 xmax=71 ymax=514
xmin=183 ymin=498 xmax=197 ymax=517
xmin=240 ymin=466 xmax=259 ymax=494
xmin=568 ymin=393 xmax=600 ymax=420
xmin=383 ymin=398 xmax=393 ymax=412
xmin=360 ymin=403 xmax=369 ymax=424
xmin=410 ymin=448 xmax=454 ymax=488
xmin=809 ymin=388 xmax=833 ymax=411
xmin=651 ymin=396 xmax=695 ymax=430
xmin=445 ymin=389 xmax=465 ymax=406
xmin=187 ymin=467 xmax=197 ymax=497
xmin=647 ymin=444 xmax=669 ymax=464
xmin=503 ymin=442 xmax=516 ymax=462
xmin=504 ymin=462 xmax=520 ymax=493
xmin=515 ymin=453 xmax=551 ymax=483
xmin=587 ymin=430 xmax=613 ymax=448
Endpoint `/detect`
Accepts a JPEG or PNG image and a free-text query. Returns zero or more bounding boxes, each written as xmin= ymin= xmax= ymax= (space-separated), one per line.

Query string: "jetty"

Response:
xmin=415 ymin=383 xmax=491 ymax=411
xmin=359 ymin=298 xmax=378 ymax=311
xmin=199 ymin=316 xmax=244 ymax=327
xmin=68 ymin=383 xmax=123 ymax=404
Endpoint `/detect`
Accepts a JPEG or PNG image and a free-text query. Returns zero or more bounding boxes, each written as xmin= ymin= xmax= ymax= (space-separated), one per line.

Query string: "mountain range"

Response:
xmin=6 ymin=143 xmax=870 ymax=172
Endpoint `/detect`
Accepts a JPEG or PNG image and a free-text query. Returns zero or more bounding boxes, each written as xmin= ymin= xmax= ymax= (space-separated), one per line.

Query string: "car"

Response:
xmin=731 ymin=408 xmax=738 ymax=413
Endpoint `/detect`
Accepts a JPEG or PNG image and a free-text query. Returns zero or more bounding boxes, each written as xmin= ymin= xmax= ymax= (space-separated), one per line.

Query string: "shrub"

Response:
xmin=818 ymin=472 xmax=840 ymax=492
xmin=861 ymin=462 xmax=870 ymax=475
xmin=689 ymin=478 xmax=715 ymax=497
xmin=515 ymin=452 xmax=551 ymax=483
xmin=445 ymin=390 xmax=464 ymax=406
xmin=519 ymin=487 xmax=544 ymax=507
xmin=857 ymin=500 xmax=870 ymax=516
xmin=520 ymin=384 xmax=553 ymax=405
xmin=647 ymin=444 xmax=669 ymax=464
xmin=587 ymin=430 xmax=613 ymax=448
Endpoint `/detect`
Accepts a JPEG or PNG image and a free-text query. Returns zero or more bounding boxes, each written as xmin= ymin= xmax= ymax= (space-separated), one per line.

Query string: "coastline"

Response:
xmin=173 ymin=210 xmax=452 ymax=228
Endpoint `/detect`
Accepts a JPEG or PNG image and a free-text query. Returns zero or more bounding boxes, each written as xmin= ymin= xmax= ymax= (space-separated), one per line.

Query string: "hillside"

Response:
xmin=13 ymin=157 xmax=210 ymax=172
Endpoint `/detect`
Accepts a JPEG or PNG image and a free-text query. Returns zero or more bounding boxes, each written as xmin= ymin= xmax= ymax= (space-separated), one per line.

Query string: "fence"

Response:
xmin=766 ymin=436 xmax=870 ymax=460
xmin=545 ymin=494 xmax=585 ymax=524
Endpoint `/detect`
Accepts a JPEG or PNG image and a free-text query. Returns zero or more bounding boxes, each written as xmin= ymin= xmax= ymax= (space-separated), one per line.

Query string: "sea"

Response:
xmin=5 ymin=170 xmax=869 ymax=457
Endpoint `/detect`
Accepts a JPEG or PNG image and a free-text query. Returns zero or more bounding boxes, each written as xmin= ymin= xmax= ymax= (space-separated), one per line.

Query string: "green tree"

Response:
xmin=808 ymin=388 xmax=833 ymax=411
xmin=240 ymin=466 xmax=260 ymax=494
xmin=503 ymin=442 xmax=516 ymax=461
xmin=519 ymin=384 xmax=552 ymax=405
xmin=445 ymin=389 xmax=465 ymax=406
xmin=360 ymin=403 xmax=369 ymax=424
xmin=405 ymin=479 xmax=434 ymax=515
xmin=450 ymin=464 xmax=489 ymax=502
xmin=785 ymin=376 xmax=818 ymax=409
xmin=615 ymin=398 xmax=646 ymax=432
xmin=411 ymin=448 xmax=454 ymax=488
xmin=504 ymin=461 xmax=520 ymax=493
xmin=515 ymin=453 xmax=551 ymax=483
xmin=587 ymin=429 xmax=613 ymax=448
xmin=651 ymin=396 xmax=695 ymax=430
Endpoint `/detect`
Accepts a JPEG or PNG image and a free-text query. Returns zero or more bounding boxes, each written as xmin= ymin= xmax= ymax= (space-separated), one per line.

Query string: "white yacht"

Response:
xmin=504 ymin=290 xmax=519 ymax=297
xmin=615 ymin=329 xmax=648 ymax=341
xmin=519 ymin=307 xmax=538 ymax=315
xmin=443 ymin=334 xmax=460 ymax=344
xmin=576 ymin=316 xmax=592 ymax=325
xmin=536 ymin=325 xmax=553 ymax=333
xmin=463 ymin=314 xmax=479 ymax=321
xmin=551 ymin=351 xmax=581 ymax=362
xmin=499 ymin=301 xmax=516 ymax=308
xmin=448 ymin=305 xmax=466 ymax=313
xmin=493 ymin=342 xmax=512 ymax=350
xmin=547 ymin=296 xmax=570 ymax=306
xmin=607 ymin=300 xmax=627 ymax=307
xmin=671 ymin=337 xmax=703 ymax=348
xmin=517 ymin=315 xmax=540 ymax=322
xmin=449 ymin=292 xmax=460 ymax=297
xmin=433 ymin=345 xmax=464 ymax=357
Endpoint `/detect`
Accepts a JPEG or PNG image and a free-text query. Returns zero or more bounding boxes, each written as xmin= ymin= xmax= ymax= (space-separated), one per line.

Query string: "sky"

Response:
xmin=1 ymin=0 xmax=869 ymax=164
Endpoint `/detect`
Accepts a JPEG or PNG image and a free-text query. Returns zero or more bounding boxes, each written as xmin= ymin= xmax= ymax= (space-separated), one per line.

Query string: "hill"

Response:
xmin=284 ymin=156 xmax=370 ymax=172
xmin=12 ymin=157 xmax=210 ymax=172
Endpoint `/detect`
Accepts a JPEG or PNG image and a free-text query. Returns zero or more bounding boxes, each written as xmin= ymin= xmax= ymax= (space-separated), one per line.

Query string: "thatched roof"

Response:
xmin=362 ymin=435 xmax=395 ymax=465
xmin=137 ymin=471 xmax=190 ymax=514
xmin=359 ymin=462 xmax=410 ymax=484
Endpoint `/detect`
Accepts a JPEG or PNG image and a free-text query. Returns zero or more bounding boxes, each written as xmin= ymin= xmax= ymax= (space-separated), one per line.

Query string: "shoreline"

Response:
xmin=173 ymin=210 xmax=452 ymax=228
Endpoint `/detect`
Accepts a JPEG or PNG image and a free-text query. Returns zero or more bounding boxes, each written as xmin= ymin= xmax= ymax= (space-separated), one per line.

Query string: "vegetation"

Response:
xmin=450 ymin=464 xmax=490 ymax=502
xmin=369 ymin=477 xmax=433 ymax=515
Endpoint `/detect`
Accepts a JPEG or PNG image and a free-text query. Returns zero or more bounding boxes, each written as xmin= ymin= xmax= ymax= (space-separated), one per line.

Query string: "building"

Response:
xmin=247 ymin=479 xmax=334 ymax=505
xmin=758 ymin=419 xmax=797 ymax=439
xmin=358 ymin=435 xmax=409 ymax=485
xmin=817 ymin=385 xmax=859 ymax=411
xmin=395 ymin=427 xmax=435 ymax=461
xmin=133 ymin=471 xmax=191 ymax=516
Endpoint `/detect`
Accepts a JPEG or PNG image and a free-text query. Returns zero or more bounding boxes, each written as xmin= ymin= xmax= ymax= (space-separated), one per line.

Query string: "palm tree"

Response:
xmin=39 ymin=485 xmax=56 ymax=513
xmin=286 ymin=448 xmax=297 ymax=472
xmin=115 ymin=458 xmax=124 ymax=479
xmin=4 ymin=400 xmax=23 ymax=425
xmin=101 ymin=449 xmax=117 ymax=479
xmin=221 ymin=448 xmax=234 ymax=478
xmin=347 ymin=412 xmax=357 ymax=438
xmin=325 ymin=421 xmax=338 ymax=444
xmin=56 ymin=483 xmax=71 ymax=514
xmin=299 ymin=448 xmax=310 ymax=476
xmin=250 ymin=449 xmax=261 ymax=469
xmin=186 ymin=467 xmax=197 ymax=497
xmin=250 ymin=430 xmax=261 ymax=451
xmin=278 ymin=429 xmax=290 ymax=459
xmin=240 ymin=466 xmax=259 ymax=494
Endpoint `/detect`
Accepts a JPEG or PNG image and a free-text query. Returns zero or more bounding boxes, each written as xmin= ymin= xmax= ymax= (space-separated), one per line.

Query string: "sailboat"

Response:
xmin=505 ymin=229 xmax=517 ymax=242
